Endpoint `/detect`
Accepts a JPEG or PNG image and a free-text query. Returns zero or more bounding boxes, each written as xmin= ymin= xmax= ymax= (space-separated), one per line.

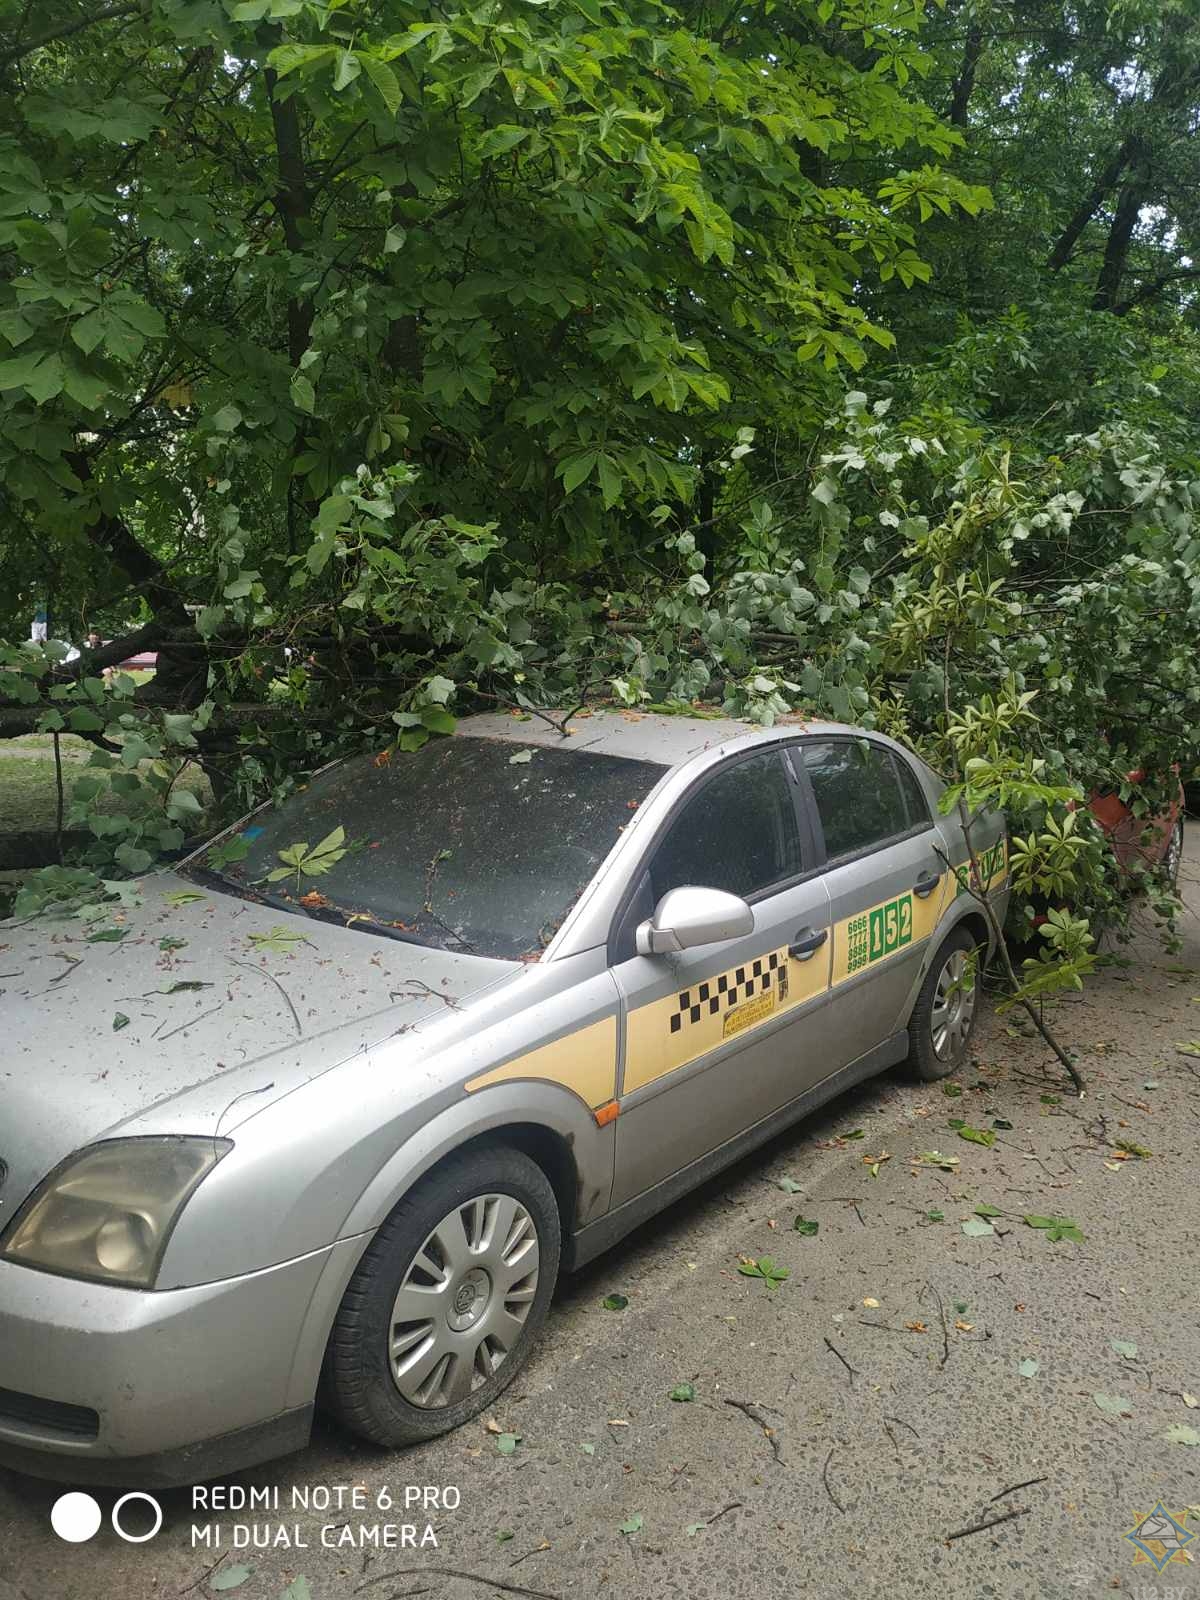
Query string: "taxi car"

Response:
xmin=0 ymin=712 xmax=1006 ymax=1484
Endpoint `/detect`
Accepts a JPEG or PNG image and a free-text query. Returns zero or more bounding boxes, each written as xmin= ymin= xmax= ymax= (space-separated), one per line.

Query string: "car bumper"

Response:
xmin=0 ymin=1240 xmax=361 ymax=1486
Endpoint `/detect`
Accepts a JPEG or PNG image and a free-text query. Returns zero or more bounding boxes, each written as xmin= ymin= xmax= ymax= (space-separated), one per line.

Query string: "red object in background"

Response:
xmin=1088 ymin=766 xmax=1185 ymax=878
xmin=117 ymin=650 xmax=158 ymax=670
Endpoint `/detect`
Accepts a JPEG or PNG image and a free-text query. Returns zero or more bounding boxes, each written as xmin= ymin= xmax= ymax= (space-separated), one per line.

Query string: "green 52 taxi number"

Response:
xmin=869 ymin=894 xmax=913 ymax=961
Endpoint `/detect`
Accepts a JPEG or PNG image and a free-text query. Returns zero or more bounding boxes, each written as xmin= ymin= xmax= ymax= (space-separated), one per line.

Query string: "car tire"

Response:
xmin=322 ymin=1145 xmax=561 ymax=1448
xmin=906 ymin=926 xmax=982 ymax=1082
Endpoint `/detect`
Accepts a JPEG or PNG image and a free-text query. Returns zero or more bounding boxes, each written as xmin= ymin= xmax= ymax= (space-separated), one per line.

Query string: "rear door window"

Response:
xmin=801 ymin=740 xmax=915 ymax=862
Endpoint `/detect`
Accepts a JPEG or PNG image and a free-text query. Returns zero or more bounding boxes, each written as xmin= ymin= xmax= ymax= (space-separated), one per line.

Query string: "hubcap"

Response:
xmin=930 ymin=949 xmax=977 ymax=1062
xmin=389 ymin=1193 xmax=540 ymax=1409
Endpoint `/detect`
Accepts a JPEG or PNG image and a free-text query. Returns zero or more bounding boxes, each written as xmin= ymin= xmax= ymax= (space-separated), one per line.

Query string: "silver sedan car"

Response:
xmin=0 ymin=712 xmax=1007 ymax=1484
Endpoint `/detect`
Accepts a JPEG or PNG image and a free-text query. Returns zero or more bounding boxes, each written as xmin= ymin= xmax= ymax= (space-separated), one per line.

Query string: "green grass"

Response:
xmin=0 ymin=736 xmax=210 ymax=836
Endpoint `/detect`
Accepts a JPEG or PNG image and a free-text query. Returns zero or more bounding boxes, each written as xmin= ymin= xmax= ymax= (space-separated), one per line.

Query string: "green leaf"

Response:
xmin=497 ymin=1531 xmax=514 ymax=1544
xmin=112 ymin=1011 xmax=130 ymax=1031
xmin=775 ymin=1176 xmax=803 ymax=1193
xmin=509 ymin=749 xmax=533 ymax=764
xmin=957 ymin=1125 xmax=996 ymax=1147
xmin=602 ymin=1293 xmax=628 ymax=1311
xmin=333 ymin=49 xmax=362 ymax=91
xmin=87 ymin=927 xmax=128 ymax=942
xmin=384 ymin=225 xmax=406 ymax=254
xmin=974 ymin=1204 xmax=1003 ymax=1218
xmin=496 ymin=1432 xmax=521 ymax=1455
xmin=290 ymin=373 xmax=316 ymax=414
xmin=942 ymin=1082 xmax=962 ymax=1097
xmin=960 ymin=1217 xmax=994 ymax=1238
xmin=1114 ymin=1140 xmax=1151 ymax=1159
xmin=619 ymin=1515 xmax=643 ymax=1536
xmin=1017 ymin=1358 xmax=1039 ymax=1379
xmin=1092 ymin=1393 xmax=1132 ymax=1417
xmin=164 ymin=890 xmax=205 ymax=907
xmin=211 ymin=1567 xmax=254 ymax=1592
xmin=669 ymin=1383 xmax=696 ymax=1402
xmin=926 ymin=1210 xmax=944 ymax=1222
xmin=420 ymin=705 xmax=456 ymax=735
xmin=839 ymin=1128 xmax=865 ymax=1141
xmin=559 ymin=450 xmax=598 ymax=494
xmin=1165 ymin=1425 xmax=1200 ymax=1446
xmin=210 ymin=404 xmax=242 ymax=433
xmin=1110 ymin=1339 xmax=1138 ymax=1361
xmin=361 ymin=55 xmax=402 ymax=114
xmin=793 ymin=1216 xmax=819 ymax=1236
xmin=685 ymin=1521 xmax=706 ymax=1536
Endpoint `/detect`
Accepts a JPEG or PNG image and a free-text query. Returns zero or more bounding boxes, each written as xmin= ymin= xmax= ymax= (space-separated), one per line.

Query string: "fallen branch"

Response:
xmin=823 ymin=1336 xmax=860 ymax=1386
xmin=723 ymin=1397 xmax=785 ymax=1464
xmin=945 ymin=1506 xmax=1030 ymax=1542
xmin=356 ymin=1569 xmax=561 ymax=1600
xmin=822 ymin=1447 xmax=845 ymax=1514
xmin=230 ymin=956 xmax=302 ymax=1037
xmin=991 ymin=1476 xmax=1047 ymax=1502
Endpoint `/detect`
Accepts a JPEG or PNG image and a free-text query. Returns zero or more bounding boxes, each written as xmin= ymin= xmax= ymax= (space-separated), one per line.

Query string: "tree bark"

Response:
xmin=1046 ymin=135 xmax=1140 ymax=272
xmin=948 ymin=23 xmax=984 ymax=127
xmin=1092 ymin=176 xmax=1145 ymax=311
xmin=265 ymin=66 xmax=313 ymax=366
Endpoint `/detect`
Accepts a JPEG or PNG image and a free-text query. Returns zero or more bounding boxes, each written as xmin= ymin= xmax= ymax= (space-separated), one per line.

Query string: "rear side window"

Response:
xmin=801 ymin=740 xmax=914 ymax=861
xmin=892 ymin=754 xmax=931 ymax=827
xmin=649 ymin=751 xmax=804 ymax=902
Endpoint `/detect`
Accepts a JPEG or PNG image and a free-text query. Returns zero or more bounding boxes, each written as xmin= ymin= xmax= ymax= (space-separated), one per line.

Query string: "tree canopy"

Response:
xmin=2 ymin=0 xmax=1199 ymax=962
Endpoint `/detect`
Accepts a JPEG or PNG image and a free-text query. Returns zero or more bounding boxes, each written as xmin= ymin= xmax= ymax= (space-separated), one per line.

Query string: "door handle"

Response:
xmin=788 ymin=926 xmax=829 ymax=960
xmin=913 ymin=871 xmax=940 ymax=898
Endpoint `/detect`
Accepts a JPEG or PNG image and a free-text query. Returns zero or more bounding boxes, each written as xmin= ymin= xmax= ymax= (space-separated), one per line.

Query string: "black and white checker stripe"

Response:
xmin=669 ymin=951 xmax=787 ymax=1033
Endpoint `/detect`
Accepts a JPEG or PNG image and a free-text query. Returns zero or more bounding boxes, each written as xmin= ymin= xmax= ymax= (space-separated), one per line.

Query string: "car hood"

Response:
xmin=0 ymin=872 xmax=513 ymax=1220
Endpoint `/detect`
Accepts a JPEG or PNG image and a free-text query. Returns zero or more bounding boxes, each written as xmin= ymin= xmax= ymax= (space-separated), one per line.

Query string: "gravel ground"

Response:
xmin=4 ymin=833 xmax=1200 ymax=1600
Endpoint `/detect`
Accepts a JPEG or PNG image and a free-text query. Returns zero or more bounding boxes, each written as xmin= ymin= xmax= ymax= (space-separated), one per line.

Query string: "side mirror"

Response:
xmin=635 ymin=885 xmax=754 ymax=957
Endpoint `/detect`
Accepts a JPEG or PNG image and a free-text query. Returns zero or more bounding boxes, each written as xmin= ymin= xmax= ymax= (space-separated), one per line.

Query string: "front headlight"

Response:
xmin=1 ymin=1136 xmax=231 ymax=1288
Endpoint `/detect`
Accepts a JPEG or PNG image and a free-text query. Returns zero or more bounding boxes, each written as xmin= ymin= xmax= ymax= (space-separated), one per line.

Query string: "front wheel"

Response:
xmin=323 ymin=1145 xmax=561 ymax=1447
xmin=907 ymin=926 xmax=982 ymax=1081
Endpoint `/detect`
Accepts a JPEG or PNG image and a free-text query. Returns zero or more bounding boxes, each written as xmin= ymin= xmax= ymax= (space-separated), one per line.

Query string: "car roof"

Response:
xmin=454 ymin=708 xmax=862 ymax=768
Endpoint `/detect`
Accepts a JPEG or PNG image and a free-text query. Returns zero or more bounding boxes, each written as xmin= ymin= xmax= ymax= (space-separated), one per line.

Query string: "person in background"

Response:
xmin=29 ymin=607 xmax=47 ymax=642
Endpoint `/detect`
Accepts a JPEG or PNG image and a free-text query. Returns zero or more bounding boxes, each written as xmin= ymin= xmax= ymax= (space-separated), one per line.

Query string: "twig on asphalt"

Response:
xmin=921 ymin=1280 xmax=951 ymax=1367
xmin=885 ymin=1414 xmax=920 ymax=1439
xmin=357 ymin=1570 xmax=561 ymax=1600
xmin=177 ymin=1552 xmax=230 ymax=1594
xmin=823 ymin=1336 xmax=860 ymax=1386
xmin=990 ymin=1476 xmax=1047 ymax=1502
xmin=822 ymin=1447 xmax=845 ymax=1514
xmin=945 ymin=1506 xmax=1030 ymax=1542
xmin=723 ymin=1396 xmax=785 ymax=1464
xmin=707 ymin=1501 xmax=743 ymax=1524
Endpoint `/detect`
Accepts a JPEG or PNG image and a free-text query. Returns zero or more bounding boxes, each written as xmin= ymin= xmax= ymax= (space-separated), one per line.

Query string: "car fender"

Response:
xmin=281 ymin=1081 xmax=614 ymax=1411
xmin=338 ymin=1077 xmax=614 ymax=1239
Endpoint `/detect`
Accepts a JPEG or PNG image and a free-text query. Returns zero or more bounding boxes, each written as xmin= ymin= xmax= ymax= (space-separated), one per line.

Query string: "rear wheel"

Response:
xmin=323 ymin=1145 xmax=560 ymax=1447
xmin=1163 ymin=817 xmax=1184 ymax=889
xmin=907 ymin=926 xmax=981 ymax=1081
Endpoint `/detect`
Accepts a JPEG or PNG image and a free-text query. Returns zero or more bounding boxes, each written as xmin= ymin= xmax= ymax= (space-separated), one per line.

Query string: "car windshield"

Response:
xmin=184 ymin=735 xmax=667 ymax=959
